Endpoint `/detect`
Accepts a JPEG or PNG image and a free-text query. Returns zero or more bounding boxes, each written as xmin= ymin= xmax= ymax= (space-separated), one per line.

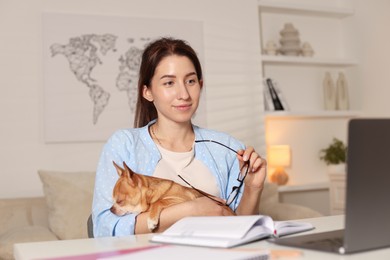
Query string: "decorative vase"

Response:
xmin=336 ymin=72 xmax=350 ymax=110
xmin=279 ymin=23 xmax=301 ymax=56
xmin=327 ymin=163 xmax=346 ymax=176
xmin=323 ymin=72 xmax=336 ymax=110
xmin=270 ymin=168 xmax=289 ymax=185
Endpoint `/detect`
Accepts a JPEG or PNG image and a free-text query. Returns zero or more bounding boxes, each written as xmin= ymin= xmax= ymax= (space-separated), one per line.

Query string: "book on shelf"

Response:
xmin=150 ymin=215 xmax=314 ymax=248
xmin=263 ymin=78 xmax=289 ymax=111
xmin=263 ymin=81 xmax=275 ymax=111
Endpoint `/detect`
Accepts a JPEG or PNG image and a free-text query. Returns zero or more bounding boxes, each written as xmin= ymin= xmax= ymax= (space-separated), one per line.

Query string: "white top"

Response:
xmin=153 ymin=143 xmax=220 ymax=197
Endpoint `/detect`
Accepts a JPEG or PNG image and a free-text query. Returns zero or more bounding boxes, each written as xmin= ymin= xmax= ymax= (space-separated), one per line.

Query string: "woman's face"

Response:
xmin=143 ymin=55 xmax=202 ymax=125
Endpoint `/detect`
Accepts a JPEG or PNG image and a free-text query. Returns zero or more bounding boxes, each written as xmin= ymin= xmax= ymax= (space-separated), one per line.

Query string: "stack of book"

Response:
xmin=263 ymin=78 xmax=289 ymax=111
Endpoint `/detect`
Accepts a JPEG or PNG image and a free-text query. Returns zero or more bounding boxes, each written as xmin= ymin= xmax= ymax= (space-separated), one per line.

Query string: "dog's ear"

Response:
xmin=122 ymin=162 xmax=136 ymax=187
xmin=122 ymin=161 xmax=135 ymax=178
xmin=112 ymin=161 xmax=124 ymax=177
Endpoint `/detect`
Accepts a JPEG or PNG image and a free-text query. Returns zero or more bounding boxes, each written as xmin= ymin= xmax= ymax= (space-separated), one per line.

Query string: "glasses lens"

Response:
xmin=226 ymin=186 xmax=239 ymax=206
xmin=238 ymin=163 xmax=249 ymax=182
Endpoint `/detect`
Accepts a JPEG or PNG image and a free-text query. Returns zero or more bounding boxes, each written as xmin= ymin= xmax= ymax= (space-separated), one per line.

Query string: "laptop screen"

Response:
xmin=344 ymin=119 xmax=390 ymax=252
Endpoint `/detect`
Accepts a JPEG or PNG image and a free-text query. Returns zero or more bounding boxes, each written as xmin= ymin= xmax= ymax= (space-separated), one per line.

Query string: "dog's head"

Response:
xmin=110 ymin=161 xmax=144 ymax=216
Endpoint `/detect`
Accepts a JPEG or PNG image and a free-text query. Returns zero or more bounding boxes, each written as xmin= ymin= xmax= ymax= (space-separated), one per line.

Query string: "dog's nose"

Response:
xmin=110 ymin=205 xmax=125 ymax=216
xmin=110 ymin=206 xmax=117 ymax=214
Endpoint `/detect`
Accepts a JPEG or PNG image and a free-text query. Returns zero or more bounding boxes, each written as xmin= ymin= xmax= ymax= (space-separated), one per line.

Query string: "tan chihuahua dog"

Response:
xmin=110 ymin=161 xmax=233 ymax=232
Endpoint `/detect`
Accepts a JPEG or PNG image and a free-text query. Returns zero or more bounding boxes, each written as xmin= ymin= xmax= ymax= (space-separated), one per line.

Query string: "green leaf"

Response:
xmin=319 ymin=138 xmax=347 ymax=165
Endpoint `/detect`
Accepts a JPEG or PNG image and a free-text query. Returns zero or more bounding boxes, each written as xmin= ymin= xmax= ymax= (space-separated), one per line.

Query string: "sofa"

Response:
xmin=0 ymin=170 xmax=322 ymax=260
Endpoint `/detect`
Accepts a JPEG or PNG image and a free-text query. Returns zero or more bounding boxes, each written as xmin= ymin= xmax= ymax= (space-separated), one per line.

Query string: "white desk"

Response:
xmin=14 ymin=215 xmax=390 ymax=260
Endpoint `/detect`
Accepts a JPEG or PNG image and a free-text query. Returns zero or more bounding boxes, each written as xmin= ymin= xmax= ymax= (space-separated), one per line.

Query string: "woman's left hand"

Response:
xmin=237 ymin=146 xmax=267 ymax=190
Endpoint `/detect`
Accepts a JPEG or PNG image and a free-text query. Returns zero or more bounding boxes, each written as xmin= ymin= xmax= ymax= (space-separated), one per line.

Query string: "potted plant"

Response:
xmin=320 ymin=138 xmax=347 ymax=174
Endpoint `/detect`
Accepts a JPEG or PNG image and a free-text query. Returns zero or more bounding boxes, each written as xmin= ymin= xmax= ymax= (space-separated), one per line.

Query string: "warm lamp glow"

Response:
xmin=268 ymin=145 xmax=291 ymax=167
xmin=268 ymin=145 xmax=291 ymax=185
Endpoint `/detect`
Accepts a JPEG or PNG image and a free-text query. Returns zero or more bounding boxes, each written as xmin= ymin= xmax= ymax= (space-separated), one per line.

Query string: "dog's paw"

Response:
xmin=147 ymin=218 xmax=158 ymax=231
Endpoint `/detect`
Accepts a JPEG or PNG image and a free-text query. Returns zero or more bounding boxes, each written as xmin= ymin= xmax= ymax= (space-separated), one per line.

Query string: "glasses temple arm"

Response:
xmin=177 ymin=175 xmax=225 ymax=206
xmin=195 ymin=140 xmax=239 ymax=154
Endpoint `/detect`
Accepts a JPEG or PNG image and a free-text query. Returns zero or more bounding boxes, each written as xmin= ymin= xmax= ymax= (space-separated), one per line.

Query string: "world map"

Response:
xmin=50 ymin=34 xmax=151 ymax=125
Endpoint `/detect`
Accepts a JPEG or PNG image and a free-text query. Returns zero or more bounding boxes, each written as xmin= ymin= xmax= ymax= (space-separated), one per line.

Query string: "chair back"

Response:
xmin=87 ymin=214 xmax=94 ymax=238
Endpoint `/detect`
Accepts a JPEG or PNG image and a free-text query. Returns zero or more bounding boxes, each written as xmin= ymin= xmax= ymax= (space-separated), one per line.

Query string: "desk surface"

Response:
xmin=14 ymin=215 xmax=390 ymax=260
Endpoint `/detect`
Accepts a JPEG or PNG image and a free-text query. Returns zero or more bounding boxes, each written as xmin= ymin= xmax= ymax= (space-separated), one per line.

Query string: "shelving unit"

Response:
xmin=259 ymin=1 xmax=359 ymax=188
xmin=258 ymin=0 xmax=359 ymax=117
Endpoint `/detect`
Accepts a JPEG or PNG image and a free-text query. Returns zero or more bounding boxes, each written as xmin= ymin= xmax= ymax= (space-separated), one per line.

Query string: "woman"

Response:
xmin=92 ymin=37 xmax=266 ymax=237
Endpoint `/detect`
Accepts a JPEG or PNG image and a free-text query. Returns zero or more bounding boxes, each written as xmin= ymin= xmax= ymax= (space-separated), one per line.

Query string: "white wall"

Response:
xmin=0 ymin=0 xmax=264 ymax=198
xmin=352 ymin=0 xmax=390 ymax=116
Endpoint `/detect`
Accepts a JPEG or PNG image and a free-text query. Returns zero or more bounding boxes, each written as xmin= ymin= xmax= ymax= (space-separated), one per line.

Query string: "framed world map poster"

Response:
xmin=43 ymin=12 xmax=205 ymax=143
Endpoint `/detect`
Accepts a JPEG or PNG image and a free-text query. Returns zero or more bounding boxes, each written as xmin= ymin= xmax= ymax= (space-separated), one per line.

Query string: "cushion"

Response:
xmin=258 ymin=182 xmax=323 ymax=221
xmin=0 ymin=226 xmax=58 ymax=260
xmin=0 ymin=197 xmax=49 ymax=233
xmin=38 ymin=170 xmax=95 ymax=240
xmin=260 ymin=202 xmax=323 ymax=221
xmin=0 ymin=203 xmax=31 ymax=235
xmin=259 ymin=182 xmax=279 ymax=205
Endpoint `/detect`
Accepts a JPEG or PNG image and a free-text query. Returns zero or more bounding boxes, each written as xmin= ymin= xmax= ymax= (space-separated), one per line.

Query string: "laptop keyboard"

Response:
xmin=272 ymin=229 xmax=345 ymax=253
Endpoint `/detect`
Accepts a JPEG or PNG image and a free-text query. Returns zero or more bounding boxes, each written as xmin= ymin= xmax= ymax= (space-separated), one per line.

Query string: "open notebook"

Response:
xmin=150 ymin=215 xmax=313 ymax=248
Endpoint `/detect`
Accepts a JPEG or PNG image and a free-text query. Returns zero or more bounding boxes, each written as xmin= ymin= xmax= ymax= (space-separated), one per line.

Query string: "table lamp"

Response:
xmin=268 ymin=145 xmax=291 ymax=185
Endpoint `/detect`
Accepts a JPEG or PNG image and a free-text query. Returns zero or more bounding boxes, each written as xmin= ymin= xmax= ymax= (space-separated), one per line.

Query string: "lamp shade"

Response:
xmin=268 ymin=145 xmax=291 ymax=167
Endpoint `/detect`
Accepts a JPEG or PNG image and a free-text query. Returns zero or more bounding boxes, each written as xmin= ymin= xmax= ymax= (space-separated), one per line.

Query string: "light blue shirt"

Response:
xmin=92 ymin=121 xmax=245 ymax=237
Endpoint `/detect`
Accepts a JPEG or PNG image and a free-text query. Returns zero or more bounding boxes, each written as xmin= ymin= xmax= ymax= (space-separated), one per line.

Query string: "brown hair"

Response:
xmin=133 ymin=37 xmax=203 ymax=128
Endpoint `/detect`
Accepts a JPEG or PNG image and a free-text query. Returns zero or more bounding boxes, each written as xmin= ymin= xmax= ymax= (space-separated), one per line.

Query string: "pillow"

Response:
xmin=0 ymin=197 xmax=49 ymax=233
xmin=0 ymin=226 xmax=58 ymax=260
xmin=0 ymin=204 xmax=31 ymax=235
xmin=38 ymin=170 xmax=95 ymax=240
xmin=259 ymin=182 xmax=279 ymax=205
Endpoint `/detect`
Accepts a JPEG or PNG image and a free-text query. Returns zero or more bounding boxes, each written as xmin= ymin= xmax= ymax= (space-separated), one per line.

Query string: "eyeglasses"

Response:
xmin=225 ymin=162 xmax=249 ymax=206
xmin=178 ymin=140 xmax=250 ymax=208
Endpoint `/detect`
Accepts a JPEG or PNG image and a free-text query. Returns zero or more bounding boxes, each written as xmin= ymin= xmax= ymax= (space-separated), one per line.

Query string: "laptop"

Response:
xmin=271 ymin=118 xmax=390 ymax=254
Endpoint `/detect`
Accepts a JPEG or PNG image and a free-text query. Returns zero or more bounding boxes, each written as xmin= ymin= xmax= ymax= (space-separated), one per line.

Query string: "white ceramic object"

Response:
xmin=279 ymin=23 xmax=301 ymax=56
xmin=336 ymin=72 xmax=350 ymax=110
xmin=280 ymin=37 xmax=300 ymax=45
xmin=302 ymin=42 xmax=314 ymax=57
xmin=279 ymin=47 xmax=300 ymax=56
xmin=264 ymin=40 xmax=278 ymax=55
xmin=279 ymin=23 xmax=299 ymax=36
xmin=323 ymin=72 xmax=336 ymax=110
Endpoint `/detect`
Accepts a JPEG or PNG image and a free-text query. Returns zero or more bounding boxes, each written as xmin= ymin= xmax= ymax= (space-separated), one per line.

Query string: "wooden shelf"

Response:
xmin=258 ymin=0 xmax=354 ymax=18
xmin=261 ymin=55 xmax=358 ymax=67
xmin=265 ymin=110 xmax=360 ymax=119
